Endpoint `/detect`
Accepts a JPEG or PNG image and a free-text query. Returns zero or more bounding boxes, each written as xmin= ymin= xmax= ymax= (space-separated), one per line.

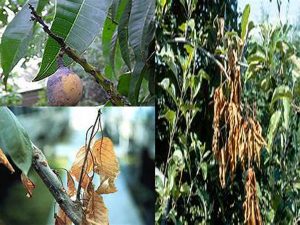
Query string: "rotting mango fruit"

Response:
xmin=47 ymin=67 xmax=83 ymax=106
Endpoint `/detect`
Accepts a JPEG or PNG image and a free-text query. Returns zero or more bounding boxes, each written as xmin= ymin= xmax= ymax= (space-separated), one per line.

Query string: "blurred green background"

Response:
xmin=0 ymin=107 xmax=154 ymax=225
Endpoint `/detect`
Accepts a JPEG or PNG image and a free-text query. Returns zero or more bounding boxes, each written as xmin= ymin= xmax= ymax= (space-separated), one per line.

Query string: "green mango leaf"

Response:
xmin=129 ymin=61 xmax=146 ymax=104
xmin=270 ymin=85 xmax=293 ymax=110
xmin=103 ymin=0 xmax=128 ymax=78
xmin=34 ymin=0 xmax=113 ymax=81
xmin=0 ymin=8 xmax=8 ymax=25
xmin=118 ymin=0 xmax=132 ymax=70
xmin=241 ymin=4 xmax=250 ymax=41
xmin=0 ymin=107 xmax=33 ymax=175
xmin=103 ymin=18 xmax=118 ymax=79
xmin=128 ymin=0 xmax=155 ymax=103
xmin=267 ymin=110 xmax=281 ymax=153
xmin=117 ymin=72 xmax=131 ymax=96
xmin=110 ymin=32 xmax=124 ymax=77
xmin=0 ymin=0 xmax=37 ymax=86
xmin=128 ymin=0 xmax=154 ymax=59
xmin=36 ymin=0 xmax=49 ymax=14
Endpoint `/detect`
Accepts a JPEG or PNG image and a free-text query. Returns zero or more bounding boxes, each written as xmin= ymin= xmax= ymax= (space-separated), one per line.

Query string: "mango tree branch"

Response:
xmin=32 ymin=145 xmax=82 ymax=225
xmin=28 ymin=4 xmax=129 ymax=106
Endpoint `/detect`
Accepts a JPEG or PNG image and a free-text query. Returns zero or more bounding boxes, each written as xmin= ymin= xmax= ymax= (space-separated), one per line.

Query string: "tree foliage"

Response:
xmin=156 ymin=0 xmax=300 ymax=224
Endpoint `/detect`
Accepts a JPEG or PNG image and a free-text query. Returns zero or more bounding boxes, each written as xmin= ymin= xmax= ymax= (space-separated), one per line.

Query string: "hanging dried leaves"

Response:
xmin=243 ymin=168 xmax=262 ymax=225
xmin=57 ymin=111 xmax=119 ymax=225
xmin=212 ymin=42 xmax=265 ymax=222
xmin=20 ymin=173 xmax=36 ymax=198
xmin=0 ymin=148 xmax=15 ymax=173
xmin=212 ymin=48 xmax=266 ymax=187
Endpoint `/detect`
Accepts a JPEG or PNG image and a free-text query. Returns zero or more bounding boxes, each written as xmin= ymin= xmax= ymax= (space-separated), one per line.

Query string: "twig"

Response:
xmin=170 ymin=38 xmax=230 ymax=80
xmin=76 ymin=110 xmax=101 ymax=200
xmin=169 ymin=38 xmax=249 ymax=79
xmin=32 ymin=146 xmax=82 ymax=225
xmin=28 ymin=4 xmax=129 ymax=106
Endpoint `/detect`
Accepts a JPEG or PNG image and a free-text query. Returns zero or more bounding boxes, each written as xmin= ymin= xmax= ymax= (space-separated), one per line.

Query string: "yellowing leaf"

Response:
xmin=20 ymin=173 xmax=35 ymax=198
xmin=67 ymin=172 xmax=76 ymax=197
xmin=92 ymin=137 xmax=119 ymax=180
xmin=70 ymin=146 xmax=93 ymax=189
xmin=86 ymin=192 xmax=108 ymax=225
xmin=0 ymin=148 xmax=15 ymax=173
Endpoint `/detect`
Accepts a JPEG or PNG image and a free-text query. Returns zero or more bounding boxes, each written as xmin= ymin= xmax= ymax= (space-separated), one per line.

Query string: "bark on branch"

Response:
xmin=28 ymin=4 xmax=129 ymax=106
xmin=32 ymin=146 xmax=82 ymax=225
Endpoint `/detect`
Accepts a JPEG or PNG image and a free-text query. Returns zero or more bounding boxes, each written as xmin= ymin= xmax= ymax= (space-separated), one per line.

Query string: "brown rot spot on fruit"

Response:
xmin=47 ymin=67 xmax=83 ymax=106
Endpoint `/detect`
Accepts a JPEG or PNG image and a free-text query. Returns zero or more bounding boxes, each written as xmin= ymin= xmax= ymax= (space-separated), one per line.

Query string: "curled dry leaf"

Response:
xmin=85 ymin=191 xmax=108 ymax=225
xmin=96 ymin=176 xmax=117 ymax=194
xmin=0 ymin=148 xmax=15 ymax=173
xmin=55 ymin=207 xmax=72 ymax=225
xmin=67 ymin=172 xmax=76 ymax=197
xmin=21 ymin=173 xmax=36 ymax=198
xmin=243 ymin=168 xmax=262 ymax=225
xmin=70 ymin=146 xmax=93 ymax=189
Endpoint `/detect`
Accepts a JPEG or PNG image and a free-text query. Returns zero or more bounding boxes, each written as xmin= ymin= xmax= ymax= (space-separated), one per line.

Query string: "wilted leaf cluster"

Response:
xmin=55 ymin=136 xmax=120 ymax=225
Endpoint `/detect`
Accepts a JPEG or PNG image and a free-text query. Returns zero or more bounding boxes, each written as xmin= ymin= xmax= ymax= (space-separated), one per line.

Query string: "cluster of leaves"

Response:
xmin=57 ymin=136 xmax=120 ymax=225
xmin=243 ymin=22 xmax=300 ymax=223
xmin=0 ymin=0 xmax=155 ymax=105
xmin=0 ymin=107 xmax=120 ymax=225
xmin=156 ymin=0 xmax=300 ymax=224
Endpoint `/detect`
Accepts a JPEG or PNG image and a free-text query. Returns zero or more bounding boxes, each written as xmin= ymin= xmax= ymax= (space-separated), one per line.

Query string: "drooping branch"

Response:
xmin=32 ymin=145 xmax=82 ymax=225
xmin=28 ymin=4 xmax=129 ymax=106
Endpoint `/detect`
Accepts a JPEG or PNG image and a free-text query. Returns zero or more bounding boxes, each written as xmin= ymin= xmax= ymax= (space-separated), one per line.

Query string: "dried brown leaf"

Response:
xmin=56 ymin=208 xmax=72 ymax=225
xmin=83 ymin=182 xmax=95 ymax=209
xmin=243 ymin=168 xmax=262 ymax=225
xmin=20 ymin=173 xmax=35 ymax=198
xmin=86 ymin=191 xmax=108 ymax=225
xmin=70 ymin=146 xmax=93 ymax=189
xmin=67 ymin=172 xmax=76 ymax=197
xmin=96 ymin=176 xmax=117 ymax=194
xmin=0 ymin=148 xmax=15 ymax=173
xmin=92 ymin=137 xmax=119 ymax=183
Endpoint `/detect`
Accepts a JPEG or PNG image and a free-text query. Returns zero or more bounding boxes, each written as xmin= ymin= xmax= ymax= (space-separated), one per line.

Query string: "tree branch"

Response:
xmin=32 ymin=145 xmax=82 ymax=225
xmin=28 ymin=4 xmax=129 ymax=106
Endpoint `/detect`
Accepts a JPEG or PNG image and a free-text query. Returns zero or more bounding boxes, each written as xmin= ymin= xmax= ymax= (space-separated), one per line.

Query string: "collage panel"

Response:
xmin=0 ymin=107 xmax=154 ymax=225
xmin=0 ymin=0 xmax=155 ymax=224
xmin=0 ymin=0 xmax=154 ymax=106
xmin=156 ymin=0 xmax=300 ymax=224
xmin=1 ymin=0 xmax=300 ymax=224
